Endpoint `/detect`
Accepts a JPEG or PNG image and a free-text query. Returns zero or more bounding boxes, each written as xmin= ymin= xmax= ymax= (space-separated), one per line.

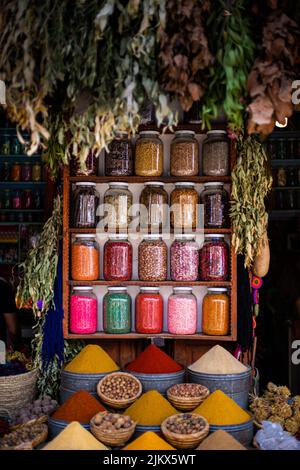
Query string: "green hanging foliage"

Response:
xmin=200 ymin=0 xmax=255 ymax=130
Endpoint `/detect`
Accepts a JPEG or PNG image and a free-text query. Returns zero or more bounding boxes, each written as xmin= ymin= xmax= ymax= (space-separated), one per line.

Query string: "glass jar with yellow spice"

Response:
xmin=135 ymin=131 xmax=164 ymax=176
xmin=170 ymin=182 xmax=198 ymax=231
xmin=202 ymin=288 xmax=230 ymax=336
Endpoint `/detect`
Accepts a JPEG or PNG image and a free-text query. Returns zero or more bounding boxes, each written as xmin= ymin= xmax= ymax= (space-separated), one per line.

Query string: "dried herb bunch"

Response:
xmin=247 ymin=10 xmax=300 ymax=135
xmin=0 ymin=0 xmax=176 ymax=171
xmin=200 ymin=0 xmax=255 ymax=130
xmin=158 ymin=0 xmax=213 ymax=112
xmin=250 ymin=382 xmax=300 ymax=434
xmin=230 ymin=135 xmax=272 ymax=269
xmin=16 ymin=194 xmax=62 ymax=317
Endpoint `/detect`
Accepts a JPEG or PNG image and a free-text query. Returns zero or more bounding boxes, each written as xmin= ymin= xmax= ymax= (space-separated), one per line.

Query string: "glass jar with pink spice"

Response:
xmin=170 ymin=234 xmax=199 ymax=281
xmin=167 ymin=287 xmax=197 ymax=335
xmin=70 ymin=286 xmax=97 ymax=334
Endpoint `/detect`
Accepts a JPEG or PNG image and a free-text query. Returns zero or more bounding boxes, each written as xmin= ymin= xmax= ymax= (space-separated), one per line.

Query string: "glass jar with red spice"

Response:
xmin=12 ymin=190 xmax=22 ymax=209
xmin=103 ymin=234 xmax=132 ymax=281
xmin=70 ymin=286 xmax=97 ymax=334
xmin=199 ymin=235 xmax=229 ymax=281
xmin=135 ymin=287 xmax=163 ymax=334
xmin=11 ymin=163 xmax=21 ymax=182
xmin=21 ymin=162 xmax=32 ymax=182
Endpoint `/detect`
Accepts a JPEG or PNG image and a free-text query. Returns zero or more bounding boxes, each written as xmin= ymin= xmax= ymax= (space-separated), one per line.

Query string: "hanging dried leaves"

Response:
xmin=230 ymin=136 xmax=273 ymax=269
xmin=247 ymin=10 xmax=300 ymax=136
xmin=158 ymin=0 xmax=213 ymax=112
xmin=200 ymin=0 xmax=255 ymax=130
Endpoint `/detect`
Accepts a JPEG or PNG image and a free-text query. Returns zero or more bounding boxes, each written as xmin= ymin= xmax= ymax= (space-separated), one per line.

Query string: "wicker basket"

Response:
xmin=161 ymin=414 xmax=209 ymax=449
xmin=97 ymin=372 xmax=142 ymax=410
xmin=0 ymin=423 xmax=48 ymax=450
xmin=0 ymin=369 xmax=37 ymax=418
xmin=167 ymin=384 xmax=210 ymax=411
xmin=11 ymin=415 xmax=48 ymax=431
xmin=90 ymin=412 xmax=136 ymax=447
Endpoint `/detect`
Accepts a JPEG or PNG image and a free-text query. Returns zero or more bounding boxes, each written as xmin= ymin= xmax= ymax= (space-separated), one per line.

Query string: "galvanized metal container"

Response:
xmin=187 ymin=366 xmax=252 ymax=409
xmin=128 ymin=369 xmax=185 ymax=395
xmin=59 ymin=369 xmax=115 ymax=403
xmin=134 ymin=424 xmax=161 ymax=437
xmin=48 ymin=417 xmax=90 ymax=438
xmin=209 ymin=418 xmax=254 ymax=447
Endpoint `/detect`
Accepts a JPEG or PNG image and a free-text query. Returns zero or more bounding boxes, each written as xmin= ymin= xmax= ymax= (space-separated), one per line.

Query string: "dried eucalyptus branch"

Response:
xmin=230 ymin=135 xmax=272 ymax=269
xmin=16 ymin=194 xmax=62 ymax=317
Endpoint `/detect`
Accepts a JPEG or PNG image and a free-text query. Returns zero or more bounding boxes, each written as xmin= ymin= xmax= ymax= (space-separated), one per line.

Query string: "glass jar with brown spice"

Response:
xmin=170 ymin=130 xmax=199 ymax=176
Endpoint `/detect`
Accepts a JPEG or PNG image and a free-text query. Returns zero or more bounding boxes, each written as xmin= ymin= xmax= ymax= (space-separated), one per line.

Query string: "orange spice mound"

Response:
xmin=52 ymin=390 xmax=105 ymax=424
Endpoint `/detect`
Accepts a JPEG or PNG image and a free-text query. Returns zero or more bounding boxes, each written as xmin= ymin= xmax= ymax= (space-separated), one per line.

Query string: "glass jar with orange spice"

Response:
xmin=202 ymin=288 xmax=229 ymax=336
xmin=71 ymin=234 xmax=100 ymax=281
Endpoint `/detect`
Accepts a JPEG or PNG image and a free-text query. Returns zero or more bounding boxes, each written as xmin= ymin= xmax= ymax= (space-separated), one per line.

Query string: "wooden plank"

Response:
xmin=68 ymin=228 xmax=232 ymax=234
xmin=69 ymin=175 xmax=232 ymax=184
xmin=62 ymin=166 xmax=70 ymax=337
xmin=65 ymin=332 xmax=236 ymax=341
xmin=69 ymin=280 xmax=232 ymax=287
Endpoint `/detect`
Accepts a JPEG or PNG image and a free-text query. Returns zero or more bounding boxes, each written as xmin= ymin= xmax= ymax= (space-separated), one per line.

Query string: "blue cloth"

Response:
xmin=41 ymin=243 xmax=64 ymax=367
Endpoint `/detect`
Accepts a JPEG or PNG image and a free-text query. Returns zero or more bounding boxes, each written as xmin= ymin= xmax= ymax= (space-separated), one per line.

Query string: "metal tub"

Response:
xmin=187 ymin=367 xmax=252 ymax=409
xmin=128 ymin=369 xmax=186 ymax=396
xmin=59 ymin=369 xmax=115 ymax=403
xmin=209 ymin=419 xmax=254 ymax=447
xmin=48 ymin=417 xmax=90 ymax=438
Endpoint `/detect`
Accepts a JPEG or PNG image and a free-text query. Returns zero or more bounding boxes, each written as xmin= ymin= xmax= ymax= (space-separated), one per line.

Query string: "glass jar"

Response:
xmin=285 ymin=189 xmax=296 ymax=209
xmin=11 ymin=163 xmax=21 ymax=182
xmin=170 ymin=130 xmax=199 ymax=176
xmin=277 ymin=168 xmax=287 ymax=187
xmin=70 ymin=286 xmax=97 ymax=334
xmin=277 ymin=139 xmax=286 ymax=159
xmin=267 ymin=140 xmax=277 ymax=160
xmin=71 ymin=234 xmax=100 ymax=281
xmin=138 ymin=235 xmax=167 ymax=281
xmin=199 ymin=235 xmax=229 ymax=281
xmin=22 ymin=189 xmax=33 ymax=209
xmin=202 ymin=288 xmax=230 ymax=336
xmin=72 ymin=182 xmax=100 ymax=228
xmin=201 ymin=182 xmax=229 ymax=228
xmin=135 ymin=287 xmax=163 ymax=334
xmin=170 ymin=182 xmax=198 ymax=230
xmin=170 ymin=234 xmax=199 ymax=281
xmin=103 ymin=287 xmax=131 ymax=334
xmin=105 ymin=132 xmax=133 ymax=176
xmin=103 ymin=234 xmax=132 ymax=281
xmin=287 ymin=168 xmax=298 ymax=187
xmin=0 ymin=135 xmax=10 ymax=155
xmin=12 ymin=190 xmax=22 ymax=209
xmin=33 ymin=190 xmax=42 ymax=209
xmin=10 ymin=136 xmax=22 ymax=155
xmin=202 ymin=130 xmax=229 ymax=176
xmin=167 ymin=287 xmax=197 ymax=335
xmin=3 ymin=189 xmax=11 ymax=209
xmin=139 ymin=182 xmax=168 ymax=232
xmin=103 ymin=182 xmax=132 ymax=231
xmin=3 ymin=162 xmax=10 ymax=181
xmin=21 ymin=162 xmax=32 ymax=181
xmin=70 ymin=150 xmax=98 ymax=176
xmin=135 ymin=131 xmax=164 ymax=176
xmin=32 ymin=162 xmax=42 ymax=181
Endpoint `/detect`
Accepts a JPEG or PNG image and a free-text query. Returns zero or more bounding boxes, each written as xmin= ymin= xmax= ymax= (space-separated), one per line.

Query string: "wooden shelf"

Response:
xmin=70 ymin=280 xmax=232 ymax=287
xmin=69 ymin=176 xmax=232 ymax=184
xmin=68 ymin=228 xmax=232 ymax=234
xmin=65 ymin=332 xmax=235 ymax=341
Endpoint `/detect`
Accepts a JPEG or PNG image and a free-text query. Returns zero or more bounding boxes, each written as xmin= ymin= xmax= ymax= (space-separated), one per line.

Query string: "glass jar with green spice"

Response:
xmin=103 ymin=287 xmax=131 ymax=334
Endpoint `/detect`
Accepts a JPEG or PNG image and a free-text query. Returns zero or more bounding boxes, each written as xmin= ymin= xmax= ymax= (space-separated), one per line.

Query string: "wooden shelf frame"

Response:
xmin=62 ymin=137 xmax=238 ymax=342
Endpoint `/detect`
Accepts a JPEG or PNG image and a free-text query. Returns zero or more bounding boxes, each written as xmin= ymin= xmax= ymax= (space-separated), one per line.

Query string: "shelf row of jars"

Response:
xmin=0 ymin=189 xmax=43 ymax=210
xmin=71 ymin=233 xmax=230 ymax=282
xmin=72 ymin=181 xmax=229 ymax=230
xmin=0 ymin=134 xmax=26 ymax=155
xmin=0 ymin=161 xmax=43 ymax=182
xmin=70 ymin=286 xmax=230 ymax=336
xmin=70 ymin=130 xmax=230 ymax=177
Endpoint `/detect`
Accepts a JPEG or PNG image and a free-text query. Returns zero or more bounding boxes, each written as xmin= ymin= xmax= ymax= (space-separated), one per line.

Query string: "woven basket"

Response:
xmin=97 ymin=372 xmax=142 ymax=410
xmin=0 ymin=369 xmax=37 ymax=418
xmin=167 ymin=384 xmax=210 ymax=411
xmin=161 ymin=414 xmax=209 ymax=449
xmin=0 ymin=423 xmax=48 ymax=450
xmin=90 ymin=412 xmax=136 ymax=447
xmin=11 ymin=415 xmax=48 ymax=431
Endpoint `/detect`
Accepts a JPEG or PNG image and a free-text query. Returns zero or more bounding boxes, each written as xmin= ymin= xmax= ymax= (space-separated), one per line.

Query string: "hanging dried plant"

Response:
xmin=158 ymin=0 xmax=213 ymax=112
xmin=230 ymin=136 xmax=273 ymax=269
xmin=247 ymin=10 xmax=300 ymax=136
